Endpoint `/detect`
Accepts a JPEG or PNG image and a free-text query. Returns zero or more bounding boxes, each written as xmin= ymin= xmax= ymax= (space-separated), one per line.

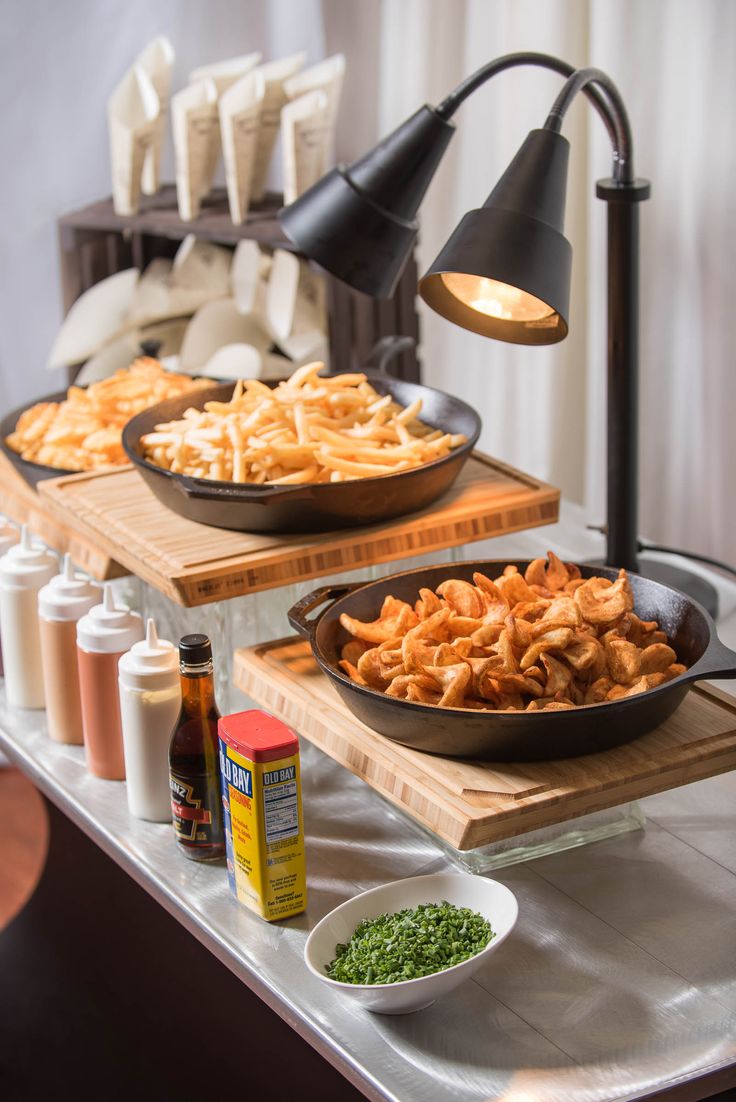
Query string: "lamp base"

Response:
xmin=586 ymin=556 xmax=719 ymax=618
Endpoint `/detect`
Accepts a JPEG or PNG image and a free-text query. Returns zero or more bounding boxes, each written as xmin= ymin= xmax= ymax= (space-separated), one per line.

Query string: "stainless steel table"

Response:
xmin=2 ymin=689 xmax=735 ymax=1102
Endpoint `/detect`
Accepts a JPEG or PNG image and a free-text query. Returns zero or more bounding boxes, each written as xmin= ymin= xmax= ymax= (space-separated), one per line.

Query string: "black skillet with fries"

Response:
xmin=122 ymin=362 xmax=481 ymax=533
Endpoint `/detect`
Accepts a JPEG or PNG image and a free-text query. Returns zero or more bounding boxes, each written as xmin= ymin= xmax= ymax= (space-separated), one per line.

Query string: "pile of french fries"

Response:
xmin=140 ymin=362 xmax=467 ymax=484
xmin=5 ymin=358 xmax=211 ymax=471
xmin=338 ymin=552 xmax=687 ymax=711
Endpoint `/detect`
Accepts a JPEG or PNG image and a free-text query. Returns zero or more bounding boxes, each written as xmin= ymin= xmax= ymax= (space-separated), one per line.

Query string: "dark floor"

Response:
xmin=0 ymin=795 xmax=364 ymax=1102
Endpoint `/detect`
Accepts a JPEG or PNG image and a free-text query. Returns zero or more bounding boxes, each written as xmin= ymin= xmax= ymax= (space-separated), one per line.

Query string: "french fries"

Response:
xmin=139 ymin=361 xmax=467 ymax=484
xmin=337 ymin=552 xmax=687 ymax=711
xmin=5 ymin=358 xmax=211 ymax=472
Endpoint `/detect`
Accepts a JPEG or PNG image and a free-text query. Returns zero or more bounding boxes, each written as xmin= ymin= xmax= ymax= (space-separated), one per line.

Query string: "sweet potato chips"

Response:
xmin=5 ymin=358 xmax=211 ymax=471
xmin=338 ymin=553 xmax=687 ymax=712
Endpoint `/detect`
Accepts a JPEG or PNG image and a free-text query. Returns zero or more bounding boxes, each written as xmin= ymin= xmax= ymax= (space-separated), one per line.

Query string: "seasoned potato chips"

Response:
xmin=5 ymin=358 xmax=211 ymax=472
xmin=337 ymin=553 xmax=687 ymax=712
xmin=139 ymin=361 xmax=467 ymax=484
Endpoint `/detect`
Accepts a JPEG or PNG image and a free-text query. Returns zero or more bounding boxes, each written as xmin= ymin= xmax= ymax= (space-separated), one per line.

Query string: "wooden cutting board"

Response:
xmin=0 ymin=452 xmax=124 ymax=579
xmin=38 ymin=452 xmax=559 ymax=607
xmin=233 ymin=637 xmax=736 ymax=851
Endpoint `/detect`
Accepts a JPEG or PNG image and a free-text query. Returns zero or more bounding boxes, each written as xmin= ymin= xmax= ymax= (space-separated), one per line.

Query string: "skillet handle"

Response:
xmin=288 ymin=583 xmax=366 ymax=639
xmin=173 ymin=475 xmax=313 ymax=505
xmin=691 ymin=632 xmax=736 ymax=680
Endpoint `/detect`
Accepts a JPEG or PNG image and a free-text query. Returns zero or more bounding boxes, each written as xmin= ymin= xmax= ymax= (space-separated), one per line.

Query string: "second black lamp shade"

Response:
xmin=419 ymin=128 xmax=571 ymax=344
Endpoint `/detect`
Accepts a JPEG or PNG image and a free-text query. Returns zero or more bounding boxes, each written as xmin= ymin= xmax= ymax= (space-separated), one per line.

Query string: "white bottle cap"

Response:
xmin=76 ymin=582 xmax=144 ymax=654
xmin=0 ymin=514 xmax=19 ymax=557
xmin=38 ymin=553 xmax=102 ymax=622
xmin=118 ymin=617 xmax=180 ymax=692
xmin=0 ymin=525 xmax=58 ymax=589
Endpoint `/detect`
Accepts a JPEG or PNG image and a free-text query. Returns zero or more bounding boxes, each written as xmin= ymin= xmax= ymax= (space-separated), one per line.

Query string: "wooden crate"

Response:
xmin=58 ymin=187 xmax=420 ymax=383
xmin=234 ymin=637 xmax=736 ymax=851
xmin=38 ymin=452 xmax=560 ymax=606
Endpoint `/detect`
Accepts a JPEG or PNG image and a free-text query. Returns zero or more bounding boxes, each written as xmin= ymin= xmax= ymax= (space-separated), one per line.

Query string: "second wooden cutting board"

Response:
xmin=234 ymin=637 xmax=736 ymax=850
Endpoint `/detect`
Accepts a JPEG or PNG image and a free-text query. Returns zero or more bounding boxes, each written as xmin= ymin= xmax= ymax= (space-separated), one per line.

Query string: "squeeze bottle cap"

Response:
xmin=0 ymin=525 xmax=58 ymax=589
xmin=38 ymin=553 xmax=101 ymax=622
xmin=76 ymin=582 xmax=144 ymax=654
xmin=118 ymin=618 xmax=180 ymax=691
xmin=0 ymin=514 xmax=19 ymax=557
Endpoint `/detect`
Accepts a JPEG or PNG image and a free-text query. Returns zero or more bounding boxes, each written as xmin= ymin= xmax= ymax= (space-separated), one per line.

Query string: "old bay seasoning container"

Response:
xmin=218 ymin=710 xmax=306 ymax=921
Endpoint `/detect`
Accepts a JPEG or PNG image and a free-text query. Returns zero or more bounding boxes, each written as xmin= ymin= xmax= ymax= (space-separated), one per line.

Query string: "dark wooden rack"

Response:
xmin=57 ymin=186 xmax=420 ymax=381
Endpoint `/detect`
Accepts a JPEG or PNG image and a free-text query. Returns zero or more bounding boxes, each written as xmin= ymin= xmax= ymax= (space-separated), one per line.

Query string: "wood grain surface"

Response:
xmin=38 ymin=452 xmax=560 ymax=607
xmin=0 ymin=452 xmax=124 ymax=579
xmin=233 ymin=637 xmax=736 ymax=850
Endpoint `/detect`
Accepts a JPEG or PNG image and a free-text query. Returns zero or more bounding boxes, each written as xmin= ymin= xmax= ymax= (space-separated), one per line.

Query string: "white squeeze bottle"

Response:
xmin=38 ymin=554 xmax=100 ymax=744
xmin=0 ymin=526 xmax=57 ymax=707
xmin=118 ymin=618 xmax=182 ymax=821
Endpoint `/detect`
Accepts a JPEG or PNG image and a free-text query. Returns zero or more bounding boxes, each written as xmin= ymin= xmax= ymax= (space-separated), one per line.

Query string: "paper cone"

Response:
xmin=108 ymin=65 xmax=160 ymax=216
xmin=137 ymin=36 xmax=175 ymax=195
xmin=172 ymin=79 xmax=219 ymax=221
xmin=284 ymin=53 xmax=345 ymax=134
xmin=219 ymin=69 xmax=265 ymax=224
xmin=281 ymin=90 xmax=329 ymax=204
xmin=250 ymin=52 xmax=306 ymax=200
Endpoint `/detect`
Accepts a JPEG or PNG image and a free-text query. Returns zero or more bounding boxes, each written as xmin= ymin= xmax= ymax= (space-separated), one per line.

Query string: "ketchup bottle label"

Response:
xmin=170 ymin=773 xmax=221 ymax=845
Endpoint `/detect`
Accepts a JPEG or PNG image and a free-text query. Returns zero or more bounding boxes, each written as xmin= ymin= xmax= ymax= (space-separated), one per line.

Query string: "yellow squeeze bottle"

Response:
xmin=218 ymin=710 xmax=306 ymax=921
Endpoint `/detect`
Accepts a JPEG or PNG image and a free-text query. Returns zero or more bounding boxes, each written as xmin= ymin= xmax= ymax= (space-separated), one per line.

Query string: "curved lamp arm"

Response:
xmin=543 ymin=66 xmax=634 ymax=183
xmin=435 ymin=52 xmax=627 ymax=176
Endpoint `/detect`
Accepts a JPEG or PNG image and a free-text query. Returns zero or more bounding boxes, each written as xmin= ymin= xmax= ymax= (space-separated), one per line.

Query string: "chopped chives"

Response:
xmin=327 ymin=901 xmax=494 ymax=985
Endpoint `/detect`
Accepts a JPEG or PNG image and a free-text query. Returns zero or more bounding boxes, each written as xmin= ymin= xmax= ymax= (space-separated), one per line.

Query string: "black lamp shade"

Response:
xmin=279 ymin=106 xmax=455 ymax=298
xmin=419 ymin=129 xmax=572 ymax=344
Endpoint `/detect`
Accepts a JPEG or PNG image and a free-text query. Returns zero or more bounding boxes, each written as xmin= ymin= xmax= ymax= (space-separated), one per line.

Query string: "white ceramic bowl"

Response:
xmin=304 ymin=872 xmax=518 ymax=1014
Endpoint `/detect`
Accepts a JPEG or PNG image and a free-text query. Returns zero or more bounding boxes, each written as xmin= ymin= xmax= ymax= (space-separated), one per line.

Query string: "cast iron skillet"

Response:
xmin=122 ymin=374 xmax=482 ymax=534
xmin=0 ymin=390 xmax=73 ymax=487
xmin=287 ymin=560 xmax=736 ymax=761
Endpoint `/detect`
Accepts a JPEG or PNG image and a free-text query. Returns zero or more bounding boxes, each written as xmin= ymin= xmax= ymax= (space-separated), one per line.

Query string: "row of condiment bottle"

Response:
xmin=0 ymin=524 xmax=307 ymax=920
xmin=0 ymin=526 xmax=179 ymax=819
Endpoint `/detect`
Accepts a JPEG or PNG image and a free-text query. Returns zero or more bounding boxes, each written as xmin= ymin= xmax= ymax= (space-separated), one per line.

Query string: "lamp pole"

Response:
xmin=598 ymin=177 xmax=650 ymax=572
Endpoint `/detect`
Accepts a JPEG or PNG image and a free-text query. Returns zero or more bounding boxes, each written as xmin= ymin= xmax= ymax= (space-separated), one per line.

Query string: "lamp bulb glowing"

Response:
xmin=440 ymin=273 xmax=554 ymax=322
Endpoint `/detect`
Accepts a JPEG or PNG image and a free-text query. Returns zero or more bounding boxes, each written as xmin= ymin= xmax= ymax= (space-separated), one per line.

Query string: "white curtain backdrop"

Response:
xmin=377 ymin=0 xmax=736 ymax=565
xmin=0 ymin=0 xmax=733 ymax=564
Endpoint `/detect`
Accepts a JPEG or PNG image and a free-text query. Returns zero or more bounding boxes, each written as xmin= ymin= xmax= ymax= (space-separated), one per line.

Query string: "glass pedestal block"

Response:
xmin=423 ymin=802 xmax=646 ymax=873
xmin=128 ymin=543 xmax=465 ymax=714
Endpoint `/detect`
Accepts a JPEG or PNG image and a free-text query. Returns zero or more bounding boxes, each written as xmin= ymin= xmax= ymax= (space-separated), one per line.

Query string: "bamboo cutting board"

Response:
xmin=233 ymin=637 xmax=736 ymax=851
xmin=0 ymin=452 xmax=124 ymax=579
xmin=38 ymin=452 xmax=559 ymax=607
